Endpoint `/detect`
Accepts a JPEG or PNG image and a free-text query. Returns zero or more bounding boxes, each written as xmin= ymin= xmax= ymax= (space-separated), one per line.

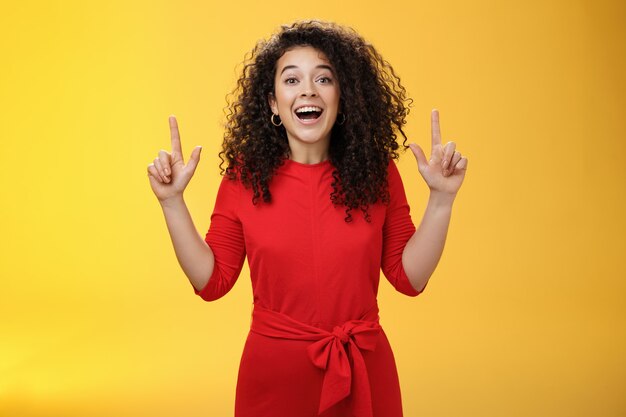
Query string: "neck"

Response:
xmin=287 ymin=140 xmax=330 ymax=165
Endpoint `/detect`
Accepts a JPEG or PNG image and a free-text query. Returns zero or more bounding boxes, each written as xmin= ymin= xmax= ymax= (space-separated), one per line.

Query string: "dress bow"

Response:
xmin=306 ymin=320 xmax=381 ymax=416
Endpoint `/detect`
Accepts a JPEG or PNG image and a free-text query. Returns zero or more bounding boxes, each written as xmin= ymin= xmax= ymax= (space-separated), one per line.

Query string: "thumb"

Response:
xmin=409 ymin=143 xmax=428 ymax=170
xmin=185 ymin=146 xmax=202 ymax=174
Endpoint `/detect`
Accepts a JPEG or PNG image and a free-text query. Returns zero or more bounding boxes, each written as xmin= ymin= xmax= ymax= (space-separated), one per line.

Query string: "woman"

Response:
xmin=147 ymin=20 xmax=467 ymax=417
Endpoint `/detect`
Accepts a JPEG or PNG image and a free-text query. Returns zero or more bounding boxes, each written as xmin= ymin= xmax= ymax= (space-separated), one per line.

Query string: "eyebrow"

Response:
xmin=280 ymin=64 xmax=334 ymax=75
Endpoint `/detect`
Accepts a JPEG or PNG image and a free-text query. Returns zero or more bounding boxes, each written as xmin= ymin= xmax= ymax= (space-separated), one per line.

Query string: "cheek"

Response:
xmin=329 ymin=94 xmax=341 ymax=110
xmin=276 ymin=90 xmax=294 ymax=107
xmin=329 ymin=89 xmax=341 ymax=107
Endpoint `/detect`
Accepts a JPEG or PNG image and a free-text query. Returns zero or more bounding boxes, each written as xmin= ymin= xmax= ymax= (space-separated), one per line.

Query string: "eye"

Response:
xmin=285 ymin=77 xmax=298 ymax=84
xmin=317 ymin=76 xmax=332 ymax=84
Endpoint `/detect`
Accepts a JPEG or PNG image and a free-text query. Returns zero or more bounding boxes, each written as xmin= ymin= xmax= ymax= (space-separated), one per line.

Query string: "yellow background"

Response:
xmin=1 ymin=0 xmax=625 ymax=416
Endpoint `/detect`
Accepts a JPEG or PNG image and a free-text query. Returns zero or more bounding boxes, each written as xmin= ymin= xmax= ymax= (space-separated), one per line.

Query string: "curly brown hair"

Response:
xmin=220 ymin=20 xmax=412 ymax=222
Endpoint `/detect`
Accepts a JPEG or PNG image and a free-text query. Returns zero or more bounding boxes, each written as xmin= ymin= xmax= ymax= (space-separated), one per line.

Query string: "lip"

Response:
xmin=293 ymin=105 xmax=324 ymax=125
xmin=294 ymin=112 xmax=323 ymax=125
xmin=294 ymin=103 xmax=324 ymax=112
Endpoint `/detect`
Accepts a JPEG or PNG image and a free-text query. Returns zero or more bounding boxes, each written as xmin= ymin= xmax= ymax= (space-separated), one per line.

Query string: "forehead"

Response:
xmin=276 ymin=46 xmax=333 ymax=71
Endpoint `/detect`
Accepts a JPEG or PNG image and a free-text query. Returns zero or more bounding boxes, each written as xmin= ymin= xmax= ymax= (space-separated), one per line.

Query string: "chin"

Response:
xmin=293 ymin=132 xmax=331 ymax=144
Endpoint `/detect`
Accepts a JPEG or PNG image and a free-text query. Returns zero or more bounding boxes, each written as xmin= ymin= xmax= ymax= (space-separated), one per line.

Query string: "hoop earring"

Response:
xmin=336 ymin=113 xmax=346 ymax=125
xmin=271 ymin=114 xmax=282 ymax=127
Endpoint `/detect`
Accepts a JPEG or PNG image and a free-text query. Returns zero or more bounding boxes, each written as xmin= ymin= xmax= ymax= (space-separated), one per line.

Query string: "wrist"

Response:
xmin=159 ymin=194 xmax=186 ymax=209
xmin=428 ymin=190 xmax=456 ymax=208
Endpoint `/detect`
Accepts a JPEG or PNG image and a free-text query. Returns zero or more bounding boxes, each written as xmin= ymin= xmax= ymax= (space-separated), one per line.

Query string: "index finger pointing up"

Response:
xmin=431 ymin=109 xmax=442 ymax=149
xmin=169 ymin=115 xmax=183 ymax=157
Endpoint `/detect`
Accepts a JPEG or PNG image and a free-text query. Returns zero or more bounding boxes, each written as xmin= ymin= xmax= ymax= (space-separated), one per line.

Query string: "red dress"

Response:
xmin=193 ymin=158 xmax=425 ymax=417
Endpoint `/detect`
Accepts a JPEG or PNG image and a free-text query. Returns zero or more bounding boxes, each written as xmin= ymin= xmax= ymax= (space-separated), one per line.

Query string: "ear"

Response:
xmin=268 ymin=92 xmax=278 ymax=114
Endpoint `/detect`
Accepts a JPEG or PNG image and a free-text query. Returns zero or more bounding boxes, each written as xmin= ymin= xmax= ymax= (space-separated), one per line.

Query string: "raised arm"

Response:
xmin=402 ymin=109 xmax=468 ymax=292
xmin=147 ymin=115 xmax=214 ymax=291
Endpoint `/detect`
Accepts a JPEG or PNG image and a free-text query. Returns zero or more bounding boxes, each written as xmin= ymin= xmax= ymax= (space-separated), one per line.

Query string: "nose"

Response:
xmin=300 ymin=79 xmax=317 ymax=97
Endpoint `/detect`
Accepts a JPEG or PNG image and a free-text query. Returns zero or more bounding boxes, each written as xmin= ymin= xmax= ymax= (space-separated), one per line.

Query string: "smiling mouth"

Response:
xmin=295 ymin=107 xmax=323 ymax=120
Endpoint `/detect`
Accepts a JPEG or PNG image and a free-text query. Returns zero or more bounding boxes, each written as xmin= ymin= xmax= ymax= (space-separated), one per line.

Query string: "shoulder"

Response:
xmin=384 ymin=158 xmax=412 ymax=208
xmin=214 ymin=169 xmax=244 ymax=205
xmin=217 ymin=162 xmax=249 ymax=192
xmin=386 ymin=158 xmax=404 ymax=187
xmin=387 ymin=158 xmax=399 ymax=174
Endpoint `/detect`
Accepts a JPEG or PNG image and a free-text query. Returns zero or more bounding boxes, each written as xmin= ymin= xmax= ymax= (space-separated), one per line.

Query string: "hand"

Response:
xmin=409 ymin=109 xmax=468 ymax=196
xmin=147 ymin=115 xmax=202 ymax=202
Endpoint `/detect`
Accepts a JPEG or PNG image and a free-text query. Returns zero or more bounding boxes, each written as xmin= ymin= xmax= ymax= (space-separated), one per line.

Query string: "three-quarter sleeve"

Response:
xmin=193 ymin=175 xmax=246 ymax=301
xmin=381 ymin=160 xmax=425 ymax=297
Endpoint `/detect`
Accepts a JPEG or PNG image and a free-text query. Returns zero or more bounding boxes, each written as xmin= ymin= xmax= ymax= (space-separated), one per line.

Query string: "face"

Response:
xmin=268 ymin=46 xmax=341 ymax=155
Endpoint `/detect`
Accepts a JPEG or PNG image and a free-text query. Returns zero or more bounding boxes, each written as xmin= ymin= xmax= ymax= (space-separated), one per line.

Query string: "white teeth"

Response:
xmin=295 ymin=106 xmax=322 ymax=113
